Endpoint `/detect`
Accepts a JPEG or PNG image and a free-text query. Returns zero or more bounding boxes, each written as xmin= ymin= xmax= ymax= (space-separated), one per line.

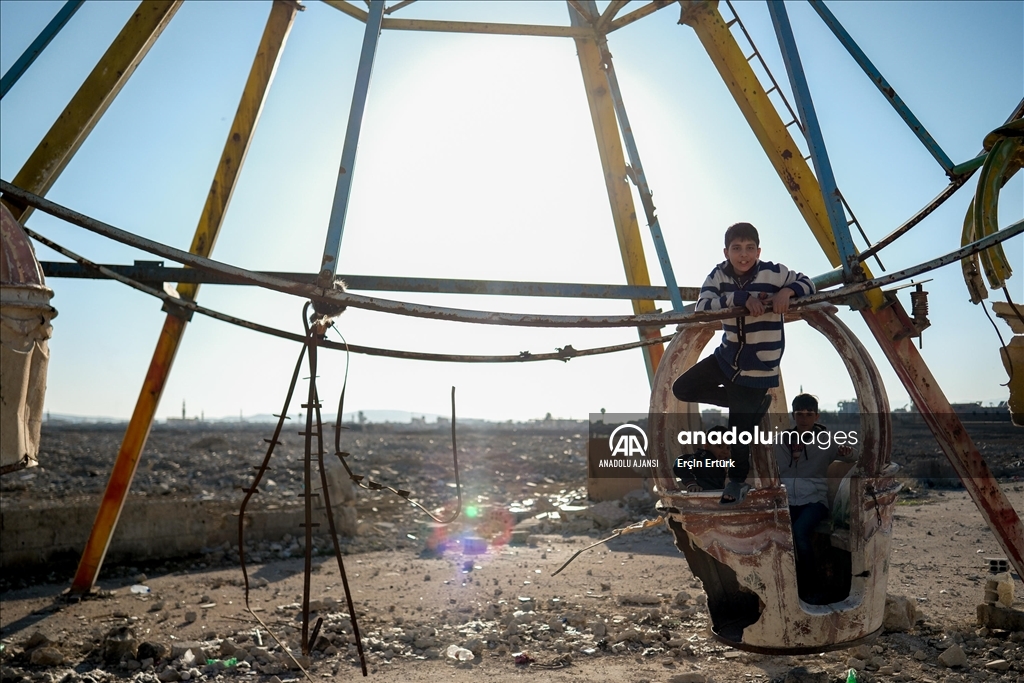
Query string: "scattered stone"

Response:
xmin=783 ymin=667 xmax=829 ymax=683
xmin=183 ymin=611 xmax=198 ymax=624
xmin=673 ymin=591 xmax=692 ymax=606
xmin=139 ymin=642 xmax=169 ymax=662
xmin=985 ymin=659 xmax=1011 ymax=671
xmin=464 ymin=638 xmax=484 ymax=656
xmin=938 ymin=643 xmax=967 ymax=668
xmin=618 ymin=594 xmax=660 ymax=606
xmin=158 ymin=667 xmax=180 ymax=682
xmin=29 ymin=648 xmax=64 ymax=667
xmin=102 ymin=626 xmax=138 ymax=664
xmin=170 ymin=643 xmax=207 ymax=661
xmin=668 ymin=673 xmax=706 ymax=683
xmin=913 ymin=649 xmax=929 ymax=661
xmin=846 ymin=657 xmax=866 ymax=671
xmin=883 ymin=594 xmax=917 ymax=632
xmin=23 ymin=632 xmax=50 ymax=649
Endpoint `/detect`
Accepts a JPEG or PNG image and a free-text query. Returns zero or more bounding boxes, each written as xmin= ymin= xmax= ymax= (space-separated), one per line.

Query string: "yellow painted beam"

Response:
xmin=571 ymin=7 xmax=664 ymax=385
xmin=2 ymin=1 xmax=183 ymax=224
xmin=322 ymin=0 xmax=592 ymax=38
xmin=680 ymin=0 xmax=883 ymax=309
xmin=70 ymin=0 xmax=300 ymax=594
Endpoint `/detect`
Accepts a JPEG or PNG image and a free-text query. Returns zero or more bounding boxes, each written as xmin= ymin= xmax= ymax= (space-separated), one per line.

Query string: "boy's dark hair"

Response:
xmin=792 ymin=393 xmax=819 ymax=413
xmin=724 ymin=222 xmax=759 ymax=248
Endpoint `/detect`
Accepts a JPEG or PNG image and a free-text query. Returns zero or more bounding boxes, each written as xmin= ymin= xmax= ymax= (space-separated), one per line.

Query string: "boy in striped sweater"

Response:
xmin=673 ymin=222 xmax=815 ymax=505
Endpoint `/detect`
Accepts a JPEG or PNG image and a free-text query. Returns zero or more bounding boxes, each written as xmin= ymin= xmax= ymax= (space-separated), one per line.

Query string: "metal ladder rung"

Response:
xmin=745 ymin=52 xmax=757 ymax=61
xmin=765 ymin=85 xmax=777 ymax=95
xmin=725 ymin=18 xmax=738 ymax=27
xmin=785 ymin=119 xmax=799 ymax=128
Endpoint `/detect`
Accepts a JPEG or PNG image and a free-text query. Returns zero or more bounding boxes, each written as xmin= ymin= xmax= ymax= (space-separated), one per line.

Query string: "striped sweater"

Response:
xmin=696 ymin=259 xmax=815 ymax=388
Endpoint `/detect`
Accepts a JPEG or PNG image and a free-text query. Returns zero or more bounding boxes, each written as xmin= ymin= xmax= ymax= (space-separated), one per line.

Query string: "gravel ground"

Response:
xmin=1 ymin=419 xmax=1023 ymax=683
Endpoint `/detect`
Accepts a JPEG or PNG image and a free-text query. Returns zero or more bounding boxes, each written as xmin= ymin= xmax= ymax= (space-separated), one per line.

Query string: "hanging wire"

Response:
xmin=328 ymin=325 xmax=463 ymax=524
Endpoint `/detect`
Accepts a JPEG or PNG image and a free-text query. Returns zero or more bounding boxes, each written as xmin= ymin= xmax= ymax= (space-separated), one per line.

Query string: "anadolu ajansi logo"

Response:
xmin=608 ymin=423 xmax=648 ymax=459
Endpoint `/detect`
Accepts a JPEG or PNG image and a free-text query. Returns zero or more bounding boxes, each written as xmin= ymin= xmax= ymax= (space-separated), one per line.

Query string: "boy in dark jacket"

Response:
xmin=775 ymin=393 xmax=855 ymax=602
xmin=673 ymin=222 xmax=814 ymax=505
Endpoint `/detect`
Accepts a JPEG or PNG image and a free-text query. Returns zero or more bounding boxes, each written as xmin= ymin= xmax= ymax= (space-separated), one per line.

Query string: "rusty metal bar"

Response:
xmin=5 ymin=179 xmax=1022 ymax=328
xmin=607 ymin=0 xmax=673 ymax=32
xmin=322 ymin=0 xmax=593 ymax=37
xmin=318 ymin=0 xmax=384 ymax=288
xmin=859 ymin=98 xmax=1024 ymax=263
xmin=384 ymin=0 xmax=416 ymax=14
xmin=1 ymin=1 xmax=182 ymax=224
xmin=596 ymin=0 xmax=630 ymax=32
xmin=768 ymin=0 xmax=859 ymax=280
xmin=862 ymin=304 xmax=1024 ymax=583
xmin=567 ymin=0 xmax=592 ymax=22
xmin=596 ymin=24 xmax=685 ymax=312
xmin=569 ymin=1 xmax=664 ymax=384
xmin=69 ymin=0 xmax=299 ymax=594
xmin=807 ymin=0 xmax=955 ymax=176
xmin=39 ymin=261 xmax=701 ymax=300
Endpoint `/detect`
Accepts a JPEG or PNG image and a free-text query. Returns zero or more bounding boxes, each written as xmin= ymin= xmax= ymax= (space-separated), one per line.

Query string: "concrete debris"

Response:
xmin=584 ymin=501 xmax=629 ymax=530
xmin=883 ymin=593 xmax=917 ymax=632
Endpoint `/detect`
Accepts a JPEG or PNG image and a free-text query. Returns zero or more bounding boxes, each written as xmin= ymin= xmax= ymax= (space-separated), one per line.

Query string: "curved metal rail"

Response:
xmin=5 ymin=180 xmax=1022 ymax=330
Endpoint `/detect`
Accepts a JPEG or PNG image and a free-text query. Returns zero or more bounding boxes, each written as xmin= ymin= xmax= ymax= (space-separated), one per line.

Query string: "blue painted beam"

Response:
xmin=38 ymin=260 xmax=703 ymax=300
xmin=0 ymin=0 xmax=85 ymax=99
xmin=807 ymin=0 xmax=956 ymax=176
xmin=318 ymin=0 xmax=386 ymax=288
xmin=767 ymin=0 xmax=858 ymax=280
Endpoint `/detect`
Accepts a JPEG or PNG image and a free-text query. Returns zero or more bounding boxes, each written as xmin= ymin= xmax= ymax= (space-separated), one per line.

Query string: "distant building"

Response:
xmin=838 ymin=399 xmax=858 ymax=414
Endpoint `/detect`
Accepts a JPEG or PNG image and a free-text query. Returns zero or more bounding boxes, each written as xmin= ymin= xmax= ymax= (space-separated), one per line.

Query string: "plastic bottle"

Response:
xmin=846 ymin=668 xmax=857 ymax=683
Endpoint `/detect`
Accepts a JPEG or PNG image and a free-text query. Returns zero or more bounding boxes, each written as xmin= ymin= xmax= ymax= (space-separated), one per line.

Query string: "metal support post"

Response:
xmin=70 ymin=0 xmax=299 ymax=594
xmin=0 ymin=0 xmax=85 ymax=99
xmin=568 ymin=1 xmax=664 ymax=384
xmin=0 ymin=1 xmax=182 ymax=224
xmin=317 ymin=0 xmax=385 ymax=289
xmin=582 ymin=0 xmax=684 ymax=313
xmin=862 ymin=304 xmax=1024 ymax=583
xmin=807 ymin=0 xmax=956 ymax=176
xmin=767 ymin=0 xmax=857 ymax=280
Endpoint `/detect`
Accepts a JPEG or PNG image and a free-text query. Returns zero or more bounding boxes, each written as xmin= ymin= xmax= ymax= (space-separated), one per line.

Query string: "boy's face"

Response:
xmin=793 ymin=409 xmax=818 ymax=433
xmin=724 ymin=238 xmax=761 ymax=276
xmin=706 ymin=441 xmax=731 ymax=460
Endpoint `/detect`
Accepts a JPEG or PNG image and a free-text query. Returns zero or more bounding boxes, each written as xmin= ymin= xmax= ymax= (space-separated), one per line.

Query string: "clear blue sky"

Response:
xmin=1 ymin=1 xmax=1021 ymax=421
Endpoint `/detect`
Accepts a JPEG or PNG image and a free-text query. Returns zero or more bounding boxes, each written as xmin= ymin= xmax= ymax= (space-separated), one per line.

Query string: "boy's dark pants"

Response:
xmin=672 ymin=355 xmax=768 ymax=483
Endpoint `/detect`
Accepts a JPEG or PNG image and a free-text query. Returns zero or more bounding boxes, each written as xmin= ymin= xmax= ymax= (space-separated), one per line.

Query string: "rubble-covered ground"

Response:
xmin=2 ymin=419 xmax=1023 ymax=683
